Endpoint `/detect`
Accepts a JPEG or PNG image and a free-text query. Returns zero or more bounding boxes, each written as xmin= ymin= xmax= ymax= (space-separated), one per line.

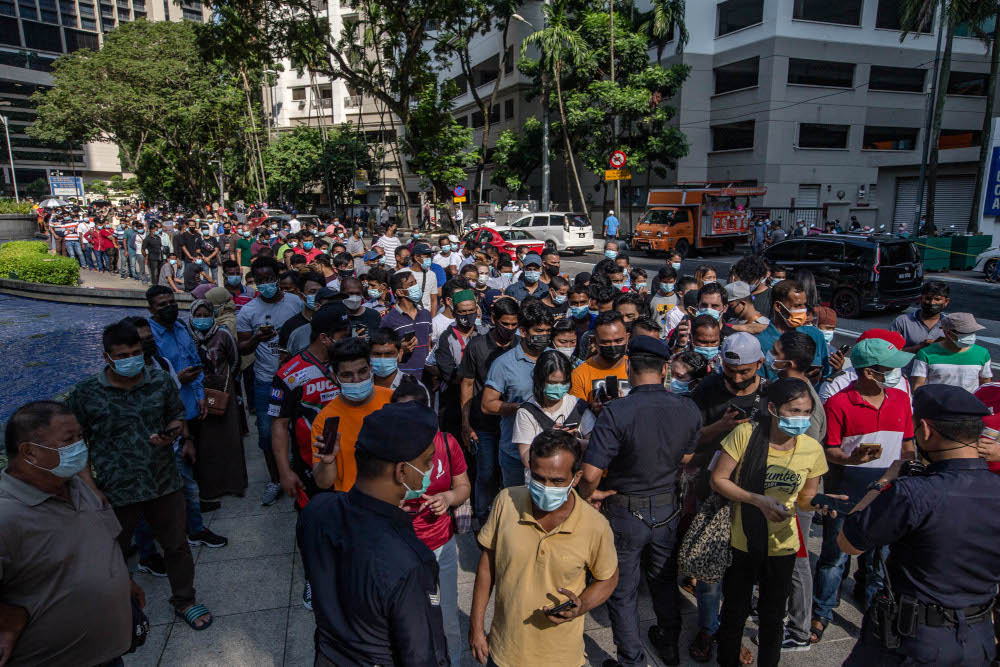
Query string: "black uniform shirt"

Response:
xmin=844 ymin=458 xmax=1000 ymax=609
xmin=298 ymin=488 xmax=449 ymax=667
xmin=584 ymin=383 xmax=702 ymax=496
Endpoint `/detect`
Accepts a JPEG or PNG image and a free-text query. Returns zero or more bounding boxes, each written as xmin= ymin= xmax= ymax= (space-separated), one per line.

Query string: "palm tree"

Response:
xmin=649 ymin=0 xmax=689 ymax=65
xmin=969 ymin=5 xmax=1000 ymax=232
xmin=522 ymin=0 xmax=590 ymax=213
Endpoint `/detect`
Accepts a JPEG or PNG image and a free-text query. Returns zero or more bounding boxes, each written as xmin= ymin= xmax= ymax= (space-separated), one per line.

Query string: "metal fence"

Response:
xmin=751 ymin=207 xmax=826 ymax=230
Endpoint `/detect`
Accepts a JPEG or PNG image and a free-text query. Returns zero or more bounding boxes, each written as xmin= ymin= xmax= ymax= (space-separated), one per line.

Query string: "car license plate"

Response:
xmin=578 ymin=233 xmax=586 ymax=238
xmin=897 ymin=272 xmax=911 ymax=279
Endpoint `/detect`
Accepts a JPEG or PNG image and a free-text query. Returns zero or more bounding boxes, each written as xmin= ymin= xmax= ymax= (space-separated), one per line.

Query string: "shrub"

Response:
xmin=0 ymin=240 xmax=79 ymax=285
xmin=0 ymin=199 xmax=37 ymax=215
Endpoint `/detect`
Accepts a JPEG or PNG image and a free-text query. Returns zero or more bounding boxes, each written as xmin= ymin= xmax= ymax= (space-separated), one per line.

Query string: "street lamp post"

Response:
xmin=0 ymin=102 xmax=18 ymax=203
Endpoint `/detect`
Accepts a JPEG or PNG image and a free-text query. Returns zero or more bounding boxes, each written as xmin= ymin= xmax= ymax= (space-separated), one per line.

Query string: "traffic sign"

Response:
xmin=609 ymin=150 xmax=627 ymax=169
xmin=453 ymin=185 xmax=466 ymax=198
xmin=454 ymin=196 xmax=467 ymax=203
xmin=605 ymin=169 xmax=631 ymax=181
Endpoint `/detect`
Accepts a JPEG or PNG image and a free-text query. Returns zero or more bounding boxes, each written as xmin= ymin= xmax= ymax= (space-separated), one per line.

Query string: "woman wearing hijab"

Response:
xmin=189 ymin=298 xmax=248 ymax=499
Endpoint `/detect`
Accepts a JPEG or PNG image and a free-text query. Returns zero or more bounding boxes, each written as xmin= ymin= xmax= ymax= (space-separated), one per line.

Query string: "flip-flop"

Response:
xmin=810 ymin=617 xmax=827 ymax=644
xmin=175 ymin=603 xmax=213 ymax=631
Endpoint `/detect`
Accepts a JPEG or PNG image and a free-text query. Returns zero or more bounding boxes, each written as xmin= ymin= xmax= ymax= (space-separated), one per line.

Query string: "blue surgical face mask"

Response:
xmin=822 ymin=329 xmax=835 ymax=344
xmin=544 ymin=383 xmax=570 ymax=401
xmin=371 ymin=356 xmax=398 ymax=378
xmin=570 ymin=305 xmax=590 ymax=319
xmin=524 ymin=270 xmax=541 ymax=284
xmin=406 ymin=284 xmax=423 ymax=302
xmin=303 ymin=241 xmax=314 ymax=250
xmin=694 ymin=346 xmax=719 ymax=360
xmin=420 ymin=258 xmax=432 ymax=270
xmin=777 ymin=414 xmax=811 ymax=437
xmin=379 ymin=256 xmax=387 ymax=265
xmin=441 ymin=244 xmax=451 ymax=253
xmin=604 ymin=250 xmax=617 ymax=259
xmin=257 ymin=281 xmax=279 ymax=298
xmin=552 ymin=293 xmax=567 ymax=305
xmin=670 ymin=378 xmax=690 ymax=394
xmin=305 ymin=294 xmax=317 ymax=310
xmin=226 ymin=274 xmax=242 ymax=286
xmin=27 ymin=439 xmax=90 ymax=478
xmin=528 ymin=476 xmax=573 ymax=512
xmin=191 ymin=316 xmax=214 ymax=331
xmin=339 ymin=376 xmax=374 ymax=402
xmin=367 ymin=288 xmax=382 ymax=299
xmin=671 ymin=262 xmax=682 ymax=271
xmin=403 ymin=462 xmax=432 ymax=501
xmin=659 ymin=282 xmax=675 ymax=294
xmin=635 ymin=282 xmax=647 ymax=292
xmin=111 ymin=353 xmax=145 ymax=377
xmin=195 ymin=258 xmax=203 ymax=265
xmin=698 ymin=308 xmax=721 ymax=321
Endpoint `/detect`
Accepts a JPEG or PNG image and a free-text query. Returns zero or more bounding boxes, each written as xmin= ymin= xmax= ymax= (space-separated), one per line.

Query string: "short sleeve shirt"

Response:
xmin=236 ymin=237 xmax=253 ymax=266
xmin=722 ymin=423 xmax=827 ymax=556
xmin=570 ymin=355 xmax=628 ymax=403
xmin=512 ymin=395 xmax=595 ymax=446
xmin=485 ymin=344 xmax=538 ymax=453
xmin=458 ymin=332 xmax=517 ymax=433
xmin=824 ymin=381 xmax=914 ymax=468
xmin=236 ymin=292 xmax=306 ymax=383
xmin=911 ymin=342 xmax=992 ymax=392
xmin=477 ymin=487 xmax=617 ymax=667
xmin=407 ymin=267 xmax=439 ymax=311
xmin=310 ymin=388 xmax=394 ymax=492
xmin=402 ymin=432 xmax=467 ymax=550
xmin=380 ymin=306 xmax=433 ymax=374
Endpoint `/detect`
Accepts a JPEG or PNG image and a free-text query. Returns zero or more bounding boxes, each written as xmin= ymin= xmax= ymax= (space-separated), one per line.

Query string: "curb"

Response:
xmin=0 ymin=278 xmax=195 ymax=309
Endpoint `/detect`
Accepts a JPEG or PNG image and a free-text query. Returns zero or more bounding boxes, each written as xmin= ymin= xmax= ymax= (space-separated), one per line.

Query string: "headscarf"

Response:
xmin=188 ymin=298 xmax=220 ymax=343
xmin=205 ymin=287 xmax=238 ymax=341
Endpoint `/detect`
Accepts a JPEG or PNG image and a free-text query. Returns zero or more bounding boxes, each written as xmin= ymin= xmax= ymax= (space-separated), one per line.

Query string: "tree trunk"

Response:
xmin=927 ymin=26 xmax=955 ymax=232
xmin=970 ymin=13 xmax=1000 ymax=233
xmin=555 ymin=62 xmax=587 ymax=213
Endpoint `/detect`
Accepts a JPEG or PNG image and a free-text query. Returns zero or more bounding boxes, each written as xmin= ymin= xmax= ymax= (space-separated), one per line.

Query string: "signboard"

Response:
xmin=49 ymin=176 xmax=84 ymax=197
xmin=453 ymin=196 xmax=467 ymax=203
xmin=712 ymin=210 xmax=751 ymax=234
xmin=605 ymin=169 xmax=631 ymax=181
xmin=985 ymin=146 xmax=1000 ymax=216
xmin=720 ymin=187 xmax=767 ymax=197
xmin=609 ymin=150 xmax=627 ymax=168
xmin=354 ymin=169 xmax=368 ymax=195
xmin=453 ymin=185 xmax=466 ymax=198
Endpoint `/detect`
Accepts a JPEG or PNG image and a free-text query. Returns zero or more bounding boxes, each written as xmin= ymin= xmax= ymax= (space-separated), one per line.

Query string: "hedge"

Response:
xmin=0 ymin=240 xmax=80 ymax=285
xmin=0 ymin=199 xmax=36 ymax=215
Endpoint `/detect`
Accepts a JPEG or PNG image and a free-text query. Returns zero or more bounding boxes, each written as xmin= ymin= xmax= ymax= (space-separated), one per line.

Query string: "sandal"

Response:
xmin=688 ymin=630 xmax=713 ymax=663
xmin=739 ymin=645 xmax=754 ymax=664
xmin=175 ymin=603 xmax=213 ymax=631
xmin=810 ymin=617 xmax=827 ymax=644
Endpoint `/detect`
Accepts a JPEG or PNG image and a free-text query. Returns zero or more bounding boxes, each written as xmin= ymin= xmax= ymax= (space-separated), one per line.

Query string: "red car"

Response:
xmin=462 ymin=226 xmax=544 ymax=259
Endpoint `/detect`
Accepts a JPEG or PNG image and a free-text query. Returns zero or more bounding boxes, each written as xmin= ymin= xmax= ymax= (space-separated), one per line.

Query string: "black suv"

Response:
xmin=762 ymin=234 xmax=923 ymax=318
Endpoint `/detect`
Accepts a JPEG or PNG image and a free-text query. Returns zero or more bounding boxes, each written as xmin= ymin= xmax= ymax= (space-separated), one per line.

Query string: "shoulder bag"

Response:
xmin=442 ymin=432 xmax=473 ymax=534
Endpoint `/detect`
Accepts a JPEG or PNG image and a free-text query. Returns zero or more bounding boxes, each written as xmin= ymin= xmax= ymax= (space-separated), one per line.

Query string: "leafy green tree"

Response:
xmin=649 ymin=0 xmax=688 ymax=63
xmin=492 ymin=116 xmax=546 ymax=195
xmin=86 ymin=180 xmax=109 ymax=196
xmin=29 ymin=20 xmax=255 ymax=204
xmin=26 ymin=178 xmax=49 ymax=199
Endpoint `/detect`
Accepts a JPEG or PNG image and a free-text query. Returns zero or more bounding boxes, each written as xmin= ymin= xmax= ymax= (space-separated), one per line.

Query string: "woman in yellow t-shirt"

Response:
xmin=709 ymin=378 xmax=833 ymax=667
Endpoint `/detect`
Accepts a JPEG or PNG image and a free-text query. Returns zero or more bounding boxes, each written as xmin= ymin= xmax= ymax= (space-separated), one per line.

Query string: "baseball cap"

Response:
xmin=856 ymin=328 xmax=905 ymax=349
xmin=363 ymin=250 xmax=379 ymax=261
xmin=813 ymin=305 xmax=837 ymax=328
xmin=310 ymin=302 xmax=350 ymax=335
xmin=356 ymin=402 xmax=438 ymax=462
xmin=942 ymin=312 xmax=985 ymax=334
xmin=411 ymin=242 xmax=432 ymax=257
xmin=522 ymin=252 xmax=542 ymax=267
xmin=721 ymin=332 xmax=763 ymax=365
xmin=850 ymin=338 xmax=913 ymax=369
xmin=447 ymin=234 xmax=460 ymax=244
xmin=724 ymin=281 xmax=751 ymax=302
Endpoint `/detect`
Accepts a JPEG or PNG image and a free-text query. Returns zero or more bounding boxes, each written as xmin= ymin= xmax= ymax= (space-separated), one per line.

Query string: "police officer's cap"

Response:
xmin=627 ymin=336 xmax=671 ymax=360
xmin=356 ymin=402 xmax=438 ymax=462
xmin=912 ymin=385 xmax=990 ymax=422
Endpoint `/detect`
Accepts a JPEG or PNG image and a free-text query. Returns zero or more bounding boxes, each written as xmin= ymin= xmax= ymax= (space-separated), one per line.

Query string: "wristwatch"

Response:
xmin=866 ymin=479 xmax=887 ymax=494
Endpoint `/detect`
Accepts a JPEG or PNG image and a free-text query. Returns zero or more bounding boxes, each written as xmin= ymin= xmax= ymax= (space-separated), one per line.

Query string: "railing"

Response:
xmin=318 ymin=98 xmax=332 ymax=108
xmin=344 ymin=95 xmax=361 ymax=108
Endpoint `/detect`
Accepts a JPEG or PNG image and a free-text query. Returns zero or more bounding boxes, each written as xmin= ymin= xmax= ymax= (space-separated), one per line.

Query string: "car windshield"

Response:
xmin=880 ymin=242 xmax=918 ymax=266
xmin=640 ymin=209 xmax=686 ymax=225
xmin=500 ymin=230 xmax=537 ymax=241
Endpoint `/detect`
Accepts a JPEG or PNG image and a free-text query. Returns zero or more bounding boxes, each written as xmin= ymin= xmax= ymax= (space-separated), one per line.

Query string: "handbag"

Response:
xmin=678 ymin=492 xmax=732 ymax=583
xmin=442 ymin=432 xmax=473 ymax=534
xmin=126 ymin=595 xmax=150 ymax=654
xmin=203 ymin=373 xmax=231 ymax=416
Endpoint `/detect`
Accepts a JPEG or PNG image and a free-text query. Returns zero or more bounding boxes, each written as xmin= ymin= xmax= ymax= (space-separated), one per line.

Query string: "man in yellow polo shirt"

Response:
xmin=470 ymin=430 xmax=619 ymax=667
xmin=570 ymin=311 xmax=630 ymax=415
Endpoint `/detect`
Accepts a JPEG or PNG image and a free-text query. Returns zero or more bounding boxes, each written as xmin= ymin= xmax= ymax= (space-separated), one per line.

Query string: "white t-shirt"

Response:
xmin=431 ymin=313 xmax=454 ymax=346
xmin=235 ymin=292 xmax=306 ymax=382
xmin=512 ymin=395 xmax=596 ymax=446
xmin=407 ymin=267 xmax=438 ymax=312
xmin=433 ymin=252 xmax=461 ymax=272
xmin=78 ymin=221 xmax=91 ymax=245
xmin=376 ymin=235 xmax=400 ymax=268
xmin=455 ymin=209 xmax=464 ymax=221
xmin=288 ymin=218 xmax=301 ymax=233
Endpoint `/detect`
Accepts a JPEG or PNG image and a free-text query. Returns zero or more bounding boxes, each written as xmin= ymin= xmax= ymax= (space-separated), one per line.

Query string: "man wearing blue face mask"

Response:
xmin=382 ymin=269 xmax=434 ymax=375
xmin=433 ymin=234 xmax=462 ymax=277
xmin=504 ymin=252 xmax=545 ymax=301
xmin=236 ymin=257 xmax=306 ymax=505
xmin=300 ymin=400 xmax=450 ymax=667
xmin=407 ymin=242 xmax=440 ymax=316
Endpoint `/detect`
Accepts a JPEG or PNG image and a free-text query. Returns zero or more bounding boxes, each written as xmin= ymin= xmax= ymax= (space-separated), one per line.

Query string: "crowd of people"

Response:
xmin=4 ymin=210 xmax=1000 ymax=667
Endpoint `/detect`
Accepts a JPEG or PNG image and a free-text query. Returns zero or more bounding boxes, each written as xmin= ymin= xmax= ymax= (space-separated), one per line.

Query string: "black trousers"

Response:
xmin=716 ymin=547 xmax=796 ymax=667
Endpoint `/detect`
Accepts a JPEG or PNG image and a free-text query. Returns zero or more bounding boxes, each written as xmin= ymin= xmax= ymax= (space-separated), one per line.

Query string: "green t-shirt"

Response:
xmin=912 ymin=342 xmax=992 ymax=393
xmin=236 ymin=237 xmax=253 ymax=267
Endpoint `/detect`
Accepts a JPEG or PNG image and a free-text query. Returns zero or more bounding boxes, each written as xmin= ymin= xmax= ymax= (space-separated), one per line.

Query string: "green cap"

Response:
xmin=850 ymin=338 xmax=913 ymax=370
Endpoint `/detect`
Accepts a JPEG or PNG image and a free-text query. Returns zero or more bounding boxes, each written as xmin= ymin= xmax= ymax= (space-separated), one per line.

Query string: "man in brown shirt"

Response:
xmin=0 ymin=400 xmax=140 ymax=667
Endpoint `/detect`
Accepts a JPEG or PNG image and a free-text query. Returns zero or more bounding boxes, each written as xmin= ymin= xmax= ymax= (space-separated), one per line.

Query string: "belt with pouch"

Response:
xmin=605 ymin=491 xmax=675 ymax=511
xmin=917 ymin=600 xmax=993 ymax=627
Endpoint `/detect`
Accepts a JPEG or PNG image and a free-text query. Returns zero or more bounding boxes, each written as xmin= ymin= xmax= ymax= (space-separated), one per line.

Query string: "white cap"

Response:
xmin=609 ymin=209 xmax=614 ymax=215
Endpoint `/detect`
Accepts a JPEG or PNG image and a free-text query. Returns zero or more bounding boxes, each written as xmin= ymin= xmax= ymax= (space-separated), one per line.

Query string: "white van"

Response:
xmin=495 ymin=212 xmax=594 ymax=255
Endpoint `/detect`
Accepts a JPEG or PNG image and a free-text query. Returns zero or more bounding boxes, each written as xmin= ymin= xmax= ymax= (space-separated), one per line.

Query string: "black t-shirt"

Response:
xmin=201 ymin=235 xmax=221 ymax=266
xmin=541 ymin=300 xmax=568 ymax=320
xmin=456 ymin=331 xmax=517 ymax=433
xmin=177 ymin=231 xmax=203 ymax=260
xmin=183 ymin=261 xmax=207 ymax=292
xmin=279 ymin=312 xmax=311 ymax=350
xmin=349 ymin=308 xmax=382 ymax=340
xmin=141 ymin=233 xmax=163 ymax=261
xmin=689 ymin=373 xmax=768 ymax=463
xmin=751 ymin=288 xmax=772 ymax=321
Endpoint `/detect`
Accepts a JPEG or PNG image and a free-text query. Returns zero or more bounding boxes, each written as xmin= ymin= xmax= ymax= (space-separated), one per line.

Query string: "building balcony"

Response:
xmin=344 ymin=95 xmax=361 ymax=108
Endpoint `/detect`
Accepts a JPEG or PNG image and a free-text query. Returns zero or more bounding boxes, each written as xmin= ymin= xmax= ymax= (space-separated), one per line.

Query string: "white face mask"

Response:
xmin=953 ymin=332 xmax=977 ymax=348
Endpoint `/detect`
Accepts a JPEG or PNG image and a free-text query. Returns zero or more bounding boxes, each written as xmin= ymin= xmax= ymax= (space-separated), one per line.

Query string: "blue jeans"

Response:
xmin=135 ymin=441 xmax=206 ymax=555
xmin=130 ymin=253 xmax=147 ymax=281
xmin=695 ymin=579 xmax=722 ymax=635
xmin=473 ymin=429 xmax=499 ymax=524
xmin=434 ymin=536 xmax=461 ymax=667
xmin=94 ymin=249 xmax=107 ymax=271
xmin=254 ymin=378 xmax=274 ymax=455
xmin=65 ymin=240 xmax=85 ymax=266
xmin=812 ymin=465 xmax=887 ymax=623
xmin=498 ymin=445 xmax=524 ymax=488
xmin=82 ymin=245 xmax=96 ymax=269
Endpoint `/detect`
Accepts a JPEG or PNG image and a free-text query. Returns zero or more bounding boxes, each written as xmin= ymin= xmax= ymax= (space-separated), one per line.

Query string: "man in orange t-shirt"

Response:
xmin=570 ymin=311 xmax=630 ymax=415
xmin=311 ymin=339 xmax=393 ymax=491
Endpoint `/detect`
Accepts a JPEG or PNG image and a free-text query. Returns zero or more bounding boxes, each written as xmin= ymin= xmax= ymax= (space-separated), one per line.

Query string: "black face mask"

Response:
xmin=623 ymin=320 xmax=634 ymax=333
xmin=455 ymin=313 xmax=476 ymax=330
xmin=398 ymin=258 xmax=412 ymax=268
xmin=727 ymin=374 xmax=757 ymax=391
xmin=599 ymin=343 xmax=627 ymax=363
xmin=158 ymin=303 xmax=179 ymax=325
xmin=544 ymin=264 xmax=559 ymax=277
xmin=921 ymin=301 xmax=944 ymax=316
xmin=494 ymin=324 xmax=517 ymax=342
xmin=141 ymin=339 xmax=158 ymax=357
xmin=526 ymin=334 xmax=551 ymax=353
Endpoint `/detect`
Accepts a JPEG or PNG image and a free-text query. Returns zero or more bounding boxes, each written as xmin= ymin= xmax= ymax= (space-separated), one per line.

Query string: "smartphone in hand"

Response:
xmin=544 ymin=598 xmax=578 ymax=615
xmin=318 ymin=416 xmax=340 ymax=456
xmin=811 ymin=493 xmax=855 ymax=515
xmin=605 ymin=376 xmax=619 ymax=400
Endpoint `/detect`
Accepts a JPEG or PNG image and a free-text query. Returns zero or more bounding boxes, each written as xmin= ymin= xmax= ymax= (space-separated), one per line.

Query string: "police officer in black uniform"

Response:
xmin=578 ymin=336 xmax=701 ymax=666
xmin=297 ymin=401 xmax=450 ymax=667
xmin=840 ymin=384 xmax=1000 ymax=666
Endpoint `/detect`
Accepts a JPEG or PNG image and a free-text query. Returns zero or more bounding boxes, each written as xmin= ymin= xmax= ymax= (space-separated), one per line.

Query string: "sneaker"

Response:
xmin=188 ymin=529 xmax=228 ymax=548
xmin=261 ymin=482 xmax=281 ymax=506
xmin=302 ymin=582 xmax=313 ymax=611
xmin=137 ymin=554 xmax=168 ymax=577
xmin=781 ymin=631 xmax=811 ymax=652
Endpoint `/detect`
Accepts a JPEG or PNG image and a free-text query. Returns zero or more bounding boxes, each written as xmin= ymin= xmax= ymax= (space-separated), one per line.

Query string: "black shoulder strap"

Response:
xmin=520 ymin=402 xmax=557 ymax=431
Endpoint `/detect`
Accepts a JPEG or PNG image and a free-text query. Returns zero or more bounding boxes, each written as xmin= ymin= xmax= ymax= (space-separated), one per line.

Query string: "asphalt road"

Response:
xmin=561 ymin=249 xmax=1000 ymax=369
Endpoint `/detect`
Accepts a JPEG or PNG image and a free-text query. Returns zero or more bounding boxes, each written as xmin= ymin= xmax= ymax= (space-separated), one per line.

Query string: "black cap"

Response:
xmin=412 ymin=242 xmax=432 ymax=257
xmin=311 ymin=302 xmax=350 ymax=334
xmin=316 ymin=287 xmax=339 ymax=302
xmin=356 ymin=402 xmax=438 ymax=462
xmin=912 ymin=385 xmax=990 ymax=421
xmin=627 ymin=335 xmax=671 ymax=360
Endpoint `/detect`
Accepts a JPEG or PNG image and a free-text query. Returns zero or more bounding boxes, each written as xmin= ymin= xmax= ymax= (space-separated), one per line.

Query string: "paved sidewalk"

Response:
xmin=121 ymin=427 xmax=864 ymax=667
